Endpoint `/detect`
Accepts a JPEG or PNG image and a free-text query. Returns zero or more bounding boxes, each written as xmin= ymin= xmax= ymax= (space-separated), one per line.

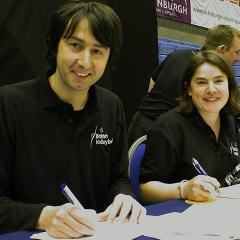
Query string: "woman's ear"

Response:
xmin=185 ymin=82 xmax=191 ymax=96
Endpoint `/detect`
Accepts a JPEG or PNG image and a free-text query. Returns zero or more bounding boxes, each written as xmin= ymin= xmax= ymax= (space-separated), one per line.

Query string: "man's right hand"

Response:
xmin=35 ymin=203 xmax=98 ymax=238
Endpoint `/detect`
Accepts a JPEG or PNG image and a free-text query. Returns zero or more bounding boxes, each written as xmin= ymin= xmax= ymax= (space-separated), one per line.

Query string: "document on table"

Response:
xmin=217 ymin=183 xmax=240 ymax=199
xmin=142 ymin=184 xmax=240 ymax=239
xmin=31 ymin=184 xmax=240 ymax=240
xmin=141 ymin=198 xmax=240 ymax=239
xmin=30 ymin=219 xmax=143 ymax=240
xmin=140 ymin=213 xmax=234 ymax=240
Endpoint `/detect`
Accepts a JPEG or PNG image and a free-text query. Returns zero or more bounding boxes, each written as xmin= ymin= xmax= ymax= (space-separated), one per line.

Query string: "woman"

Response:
xmin=139 ymin=50 xmax=240 ymax=204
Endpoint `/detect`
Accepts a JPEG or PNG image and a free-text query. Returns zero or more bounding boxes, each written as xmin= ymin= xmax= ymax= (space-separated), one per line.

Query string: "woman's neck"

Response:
xmin=199 ymin=111 xmax=221 ymax=140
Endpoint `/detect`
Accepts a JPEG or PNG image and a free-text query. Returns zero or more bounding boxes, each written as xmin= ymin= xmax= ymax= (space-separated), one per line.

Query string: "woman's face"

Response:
xmin=188 ymin=62 xmax=229 ymax=116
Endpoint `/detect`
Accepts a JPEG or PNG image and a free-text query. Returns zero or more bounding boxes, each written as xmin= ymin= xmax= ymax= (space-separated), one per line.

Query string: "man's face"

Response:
xmin=54 ymin=18 xmax=110 ymax=94
xmin=221 ymin=36 xmax=240 ymax=66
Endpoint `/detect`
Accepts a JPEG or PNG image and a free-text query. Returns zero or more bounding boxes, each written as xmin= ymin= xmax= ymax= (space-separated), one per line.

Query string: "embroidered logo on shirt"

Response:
xmin=90 ymin=125 xmax=113 ymax=148
xmin=229 ymin=141 xmax=239 ymax=156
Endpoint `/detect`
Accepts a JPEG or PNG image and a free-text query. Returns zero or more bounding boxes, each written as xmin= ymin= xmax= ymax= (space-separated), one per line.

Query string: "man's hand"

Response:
xmin=35 ymin=203 xmax=97 ymax=238
xmin=97 ymin=194 xmax=146 ymax=225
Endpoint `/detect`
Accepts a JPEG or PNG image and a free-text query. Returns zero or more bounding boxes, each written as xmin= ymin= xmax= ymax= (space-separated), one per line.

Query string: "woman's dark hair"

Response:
xmin=176 ymin=50 xmax=240 ymax=116
xmin=46 ymin=0 xmax=122 ymax=70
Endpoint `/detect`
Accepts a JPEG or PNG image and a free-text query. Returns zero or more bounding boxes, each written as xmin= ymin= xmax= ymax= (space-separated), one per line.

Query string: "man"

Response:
xmin=128 ymin=25 xmax=240 ymax=147
xmin=0 ymin=1 xmax=146 ymax=238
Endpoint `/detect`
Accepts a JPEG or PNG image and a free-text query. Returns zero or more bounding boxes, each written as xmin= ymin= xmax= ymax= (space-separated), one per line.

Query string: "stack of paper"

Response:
xmin=31 ymin=220 xmax=143 ymax=240
xmin=31 ymin=184 xmax=240 ymax=240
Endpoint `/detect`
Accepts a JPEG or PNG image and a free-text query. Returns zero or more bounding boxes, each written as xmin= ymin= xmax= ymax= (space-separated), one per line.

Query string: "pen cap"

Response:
xmin=225 ymin=163 xmax=240 ymax=186
xmin=60 ymin=183 xmax=66 ymax=190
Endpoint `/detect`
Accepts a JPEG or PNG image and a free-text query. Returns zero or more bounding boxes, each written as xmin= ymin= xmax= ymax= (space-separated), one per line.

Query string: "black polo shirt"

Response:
xmin=0 ymin=69 xmax=133 ymax=233
xmin=140 ymin=49 xmax=200 ymax=119
xmin=139 ymin=109 xmax=240 ymax=187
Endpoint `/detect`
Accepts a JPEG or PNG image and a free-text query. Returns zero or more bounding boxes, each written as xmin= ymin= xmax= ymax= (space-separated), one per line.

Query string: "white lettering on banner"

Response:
xmin=192 ymin=8 xmax=240 ymax=25
xmin=191 ymin=0 xmax=240 ymax=31
xmin=157 ymin=0 xmax=188 ymax=14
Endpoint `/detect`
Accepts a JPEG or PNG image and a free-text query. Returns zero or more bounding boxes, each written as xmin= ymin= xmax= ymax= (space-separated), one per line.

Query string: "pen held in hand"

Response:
xmin=192 ymin=158 xmax=220 ymax=194
xmin=60 ymin=183 xmax=84 ymax=210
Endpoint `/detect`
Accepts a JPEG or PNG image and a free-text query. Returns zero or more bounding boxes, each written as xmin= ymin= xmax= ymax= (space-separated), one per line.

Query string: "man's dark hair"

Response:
xmin=46 ymin=1 xmax=122 ymax=70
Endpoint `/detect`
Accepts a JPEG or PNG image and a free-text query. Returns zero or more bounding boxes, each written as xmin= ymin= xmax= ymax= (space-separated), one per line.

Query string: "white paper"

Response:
xmin=30 ymin=220 xmax=143 ymax=240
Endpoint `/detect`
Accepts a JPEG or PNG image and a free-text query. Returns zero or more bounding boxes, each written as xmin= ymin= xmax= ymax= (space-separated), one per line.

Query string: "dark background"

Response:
xmin=0 ymin=0 xmax=158 ymax=128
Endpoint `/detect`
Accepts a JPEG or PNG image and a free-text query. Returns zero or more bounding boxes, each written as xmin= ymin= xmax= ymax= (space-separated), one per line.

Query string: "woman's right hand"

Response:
xmin=181 ymin=175 xmax=220 ymax=201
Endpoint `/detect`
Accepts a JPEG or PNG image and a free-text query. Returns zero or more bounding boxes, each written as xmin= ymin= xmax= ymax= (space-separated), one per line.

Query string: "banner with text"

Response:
xmin=156 ymin=0 xmax=240 ymax=31
xmin=156 ymin=0 xmax=191 ymax=23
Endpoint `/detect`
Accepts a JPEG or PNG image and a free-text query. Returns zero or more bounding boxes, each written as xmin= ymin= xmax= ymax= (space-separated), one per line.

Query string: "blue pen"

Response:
xmin=60 ymin=183 xmax=84 ymax=209
xmin=192 ymin=158 xmax=220 ymax=194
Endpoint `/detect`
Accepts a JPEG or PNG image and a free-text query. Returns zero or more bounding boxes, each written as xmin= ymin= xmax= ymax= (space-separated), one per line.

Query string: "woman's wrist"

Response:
xmin=177 ymin=180 xmax=188 ymax=200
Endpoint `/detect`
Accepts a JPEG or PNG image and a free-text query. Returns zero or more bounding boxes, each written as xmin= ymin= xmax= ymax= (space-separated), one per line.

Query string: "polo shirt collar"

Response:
xmin=35 ymin=68 xmax=101 ymax=112
xmin=192 ymin=110 xmax=231 ymax=131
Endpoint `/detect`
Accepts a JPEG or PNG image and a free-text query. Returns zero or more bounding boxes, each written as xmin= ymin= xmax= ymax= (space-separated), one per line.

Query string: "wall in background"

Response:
xmin=0 ymin=0 xmax=158 ymax=128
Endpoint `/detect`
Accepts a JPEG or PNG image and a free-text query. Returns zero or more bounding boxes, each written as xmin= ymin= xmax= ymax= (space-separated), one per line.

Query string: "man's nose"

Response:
xmin=77 ymin=50 xmax=91 ymax=67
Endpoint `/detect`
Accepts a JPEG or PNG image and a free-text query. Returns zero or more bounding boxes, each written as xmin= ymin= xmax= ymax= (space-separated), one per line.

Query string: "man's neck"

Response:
xmin=48 ymin=75 xmax=89 ymax=110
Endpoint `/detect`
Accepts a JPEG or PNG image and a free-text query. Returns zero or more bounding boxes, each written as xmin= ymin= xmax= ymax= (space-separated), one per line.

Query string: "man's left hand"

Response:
xmin=97 ymin=194 xmax=146 ymax=224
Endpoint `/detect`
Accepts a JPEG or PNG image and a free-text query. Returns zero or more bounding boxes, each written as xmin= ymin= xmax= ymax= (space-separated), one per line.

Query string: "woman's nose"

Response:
xmin=207 ymin=82 xmax=217 ymax=93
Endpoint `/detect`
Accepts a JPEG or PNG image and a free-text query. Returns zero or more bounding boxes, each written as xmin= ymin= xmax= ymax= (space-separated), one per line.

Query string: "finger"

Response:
xmin=97 ymin=205 xmax=111 ymax=222
xmin=128 ymin=203 xmax=146 ymax=224
xmin=196 ymin=184 xmax=211 ymax=201
xmin=137 ymin=207 xmax=147 ymax=224
xmin=69 ymin=208 xmax=97 ymax=235
xmin=200 ymin=184 xmax=207 ymax=191
xmin=200 ymin=183 xmax=217 ymax=194
xmin=47 ymin=215 xmax=86 ymax=239
xmin=106 ymin=198 xmax=123 ymax=223
xmin=201 ymin=176 xmax=221 ymax=189
xmin=48 ymin=229 xmax=76 ymax=239
xmin=128 ymin=202 xmax=141 ymax=225
xmin=117 ymin=200 xmax=132 ymax=223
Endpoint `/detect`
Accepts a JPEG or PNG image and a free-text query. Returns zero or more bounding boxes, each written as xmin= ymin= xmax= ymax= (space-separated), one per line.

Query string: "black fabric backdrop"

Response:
xmin=0 ymin=0 xmax=158 ymax=127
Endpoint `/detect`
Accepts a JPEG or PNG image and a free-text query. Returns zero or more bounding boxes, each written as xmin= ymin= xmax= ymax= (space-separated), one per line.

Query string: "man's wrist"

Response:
xmin=35 ymin=206 xmax=53 ymax=230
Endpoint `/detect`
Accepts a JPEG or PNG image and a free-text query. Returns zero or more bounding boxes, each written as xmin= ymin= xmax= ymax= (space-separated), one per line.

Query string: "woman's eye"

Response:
xmin=216 ymin=79 xmax=224 ymax=84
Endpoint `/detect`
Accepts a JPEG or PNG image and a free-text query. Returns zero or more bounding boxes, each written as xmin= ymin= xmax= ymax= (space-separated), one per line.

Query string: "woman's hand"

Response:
xmin=181 ymin=175 xmax=220 ymax=201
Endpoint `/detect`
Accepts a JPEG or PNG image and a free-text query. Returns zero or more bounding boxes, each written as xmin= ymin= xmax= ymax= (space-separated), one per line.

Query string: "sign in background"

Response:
xmin=156 ymin=0 xmax=240 ymax=30
xmin=156 ymin=0 xmax=191 ymax=23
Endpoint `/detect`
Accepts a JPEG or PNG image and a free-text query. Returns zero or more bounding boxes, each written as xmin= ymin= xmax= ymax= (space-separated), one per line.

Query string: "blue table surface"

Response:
xmin=0 ymin=200 xmax=191 ymax=240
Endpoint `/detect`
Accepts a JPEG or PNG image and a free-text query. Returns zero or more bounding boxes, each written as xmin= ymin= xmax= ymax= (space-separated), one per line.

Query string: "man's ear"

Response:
xmin=216 ymin=45 xmax=227 ymax=54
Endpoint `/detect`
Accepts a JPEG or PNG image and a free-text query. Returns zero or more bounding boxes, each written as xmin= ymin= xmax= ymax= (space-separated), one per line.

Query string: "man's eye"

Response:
xmin=93 ymin=49 xmax=102 ymax=55
xmin=70 ymin=43 xmax=81 ymax=48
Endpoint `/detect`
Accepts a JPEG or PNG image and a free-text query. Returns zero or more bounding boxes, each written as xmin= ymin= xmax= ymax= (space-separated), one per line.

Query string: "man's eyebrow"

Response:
xmin=67 ymin=36 xmax=108 ymax=49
